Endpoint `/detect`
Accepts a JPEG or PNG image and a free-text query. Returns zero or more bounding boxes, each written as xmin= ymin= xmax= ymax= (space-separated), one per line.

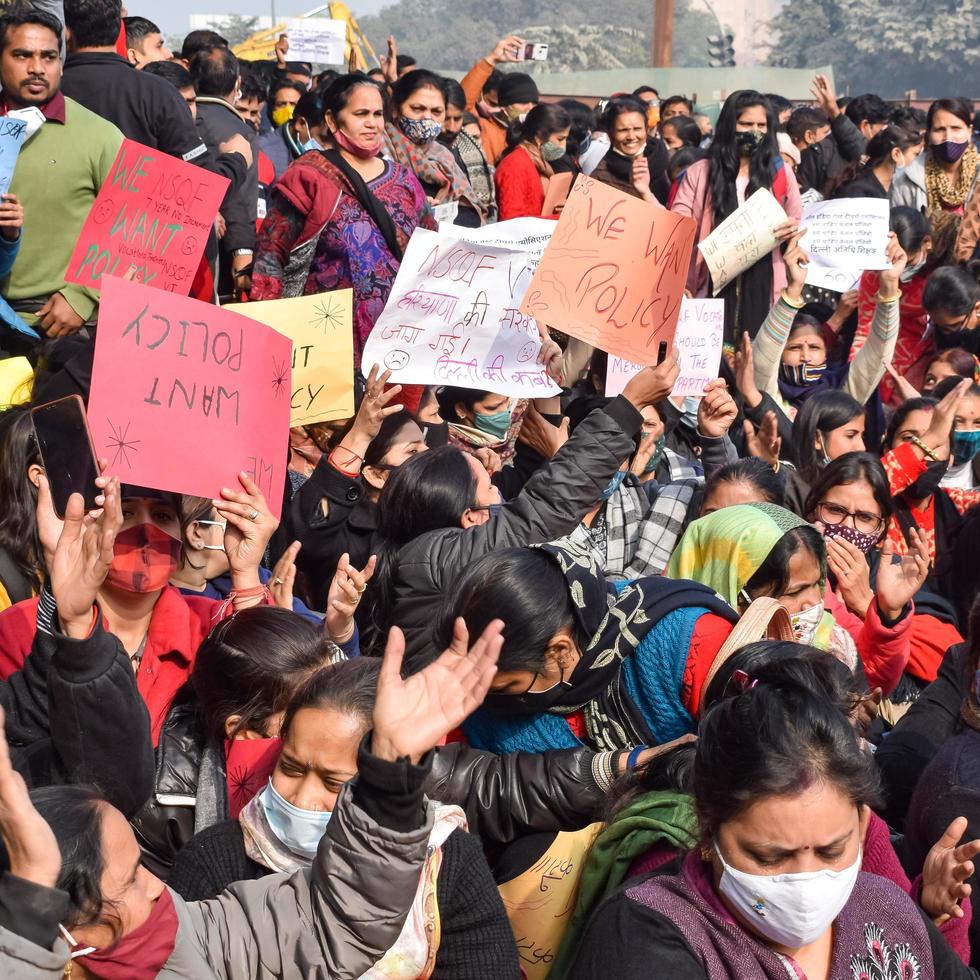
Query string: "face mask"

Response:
xmin=643 ymin=435 xmax=667 ymax=473
xmin=540 ymin=139 xmax=566 ymax=162
xmin=952 ymin=429 xmax=980 ymax=466
xmin=271 ymin=105 xmax=294 ymax=128
xmin=195 ymin=518 xmax=227 ymax=552
xmin=473 ymin=408 xmax=512 ymax=441
xmin=907 ymin=458 xmax=948 ymax=498
xmin=6 ymin=105 xmax=46 ymax=141
xmin=260 ymin=779 xmax=331 ymax=860
xmin=422 ymin=421 xmax=449 ymax=449
xmin=933 ymin=319 xmax=977 ymax=351
xmin=779 ymin=361 xmax=827 ymax=387
xmin=932 ymin=139 xmax=969 ymax=164
xmin=715 ymin=841 xmax=861 ymax=949
xmin=678 ymin=395 xmax=700 ymax=431
xmin=60 ymin=887 xmax=178 ymax=980
xmin=483 ymin=664 xmax=574 ymax=717
xmin=823 ymin=522 xmax=878 ymax=556
xmin=736 ymin=129 xmax=765 ymax=157
xmin=578 ymin=133 xmax=592 ymax=156
xmin=900 ymin=255 xmax=927 ymax=282
xmin=599 ymin=470 xmax=626 ymax=502
xmin=789 ymin=601 xmax=825 ymax=645
xmin=398 ymin=115 xmax=442 ymax=145
xmin=332 ymin=127 xmax=382 ymax=159
xmin=105 ymin=523 xmax=181 ymax=594
xmin=504 ymin=105 xmax=528 ymax=123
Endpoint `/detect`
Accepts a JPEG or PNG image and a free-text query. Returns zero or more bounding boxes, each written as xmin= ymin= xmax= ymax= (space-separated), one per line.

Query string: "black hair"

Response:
xmin=293 ymin=88 xmax=326 ymax=129
xmin=179 ymin=28 xmax=227 ymax=61
xmin=484 ymin=68 xmax=503 ymax=96
xmin=844 ymin=93 xmax=890 ymax=127
xmin=504 ymin=101 xmax=571 ymax=155
xmin=786 ymin=106 xmax=829 ymax=143
xmin=744 ymin=524 xmax=824 ymax=600
xmin=709 ymin=90 xmax=778 ymax=225
xmin=63 ymin=0 xmax=120 ymax=48
xmin=314 ymin=68 xmax=339 ymax=87
xmin=802 ymin=451 xmax=894 ymax=538
xmin=703 ymin=457 xmax=784 ymax=511
xmin=237 ymin=66 xmax=265 ymax=103
xmin=143 ymin=59 xmax=194 ymax=91
xmin=176 ymin=494 xmax=216 ymax=568
xmin=661 ymin=95 xmax=694 ymax=116
xmin=792 ymin=388 xmax=864 ymax=484
xmin=391 ymin=69 xmax=445 ymax=114
xmin=890 ymin=104 xmax=927 ymax=135
xmin=557 ymin=98 xmax=597 ymax=157
xmin=830 ymin=124 xmax=920 ymax=195
xmin=443 ymin=78 xmax=466 ymax=111
xmin=363 ymin=411 xmax=422 ymax=469
xmin=435 ymin=547 xmax=579 ymax=673
xmin=786 ymin=312 xmax=826 ymax=343
xmin=633 ymin=85 xmax=659 ymax=99
xmin=321 ymin=72 xmax=383 ymax=123
xmin=882 ymin=396 xmax=938 ymax=452
xmin=281 ymin=658 xmax=381 ymax=739
xmin=284 ymin=60 xmax=312 ymax=76
xmin=694 ymin=670 xmax=881 ymax=840
xmin=598 ymin=95 xmax=648 ymax=137
xmin=923 ymin=262 xmax=980 ymax=318
xmin=668 ymin=145 xmax=707 ymax=182
xmin=890 ymin=206 xmax=931 ymax=258
xmin=395 ymin=53 xmax=416 ymax=73
xmin=0 ymin=407 xmax=43 ymax=594
xmin=123 ymin=15 xmax=160 ymax=45
xmin=925 ymin=348 xmax=978 ymax=390
xmin=933 ymin=378 xmax=980 ymax=401
xmin=660 ymin=114 xmax=702 ymax=148
xmin=190 ymin=606 xmax=331 ymax=742
xmin=435 ymin=385 xmax=493 ymax=422
xmin=268 ymin=78 xmax=305 ymax=103
xmin=0 ymin=7 xmax=63 ymax=50
xmin=950 ymin=515 xmax=980 ymax=631
xmin=764 ymin=92 xmax=792 ymax=121
xmin=190 ymin=45 xmax=239 ymax=98
xmin=927 ymin=97 xmax=974 ymax=133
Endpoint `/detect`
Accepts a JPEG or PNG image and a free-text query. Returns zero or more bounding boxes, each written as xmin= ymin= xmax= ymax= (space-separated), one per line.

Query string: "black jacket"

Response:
xmin=797 ymin=113 xmax=866 ymax=197
xmin=61 ymin=51 xmax=207 ymax=163
xmin=833 ymin=169 xmax=889 ymax=200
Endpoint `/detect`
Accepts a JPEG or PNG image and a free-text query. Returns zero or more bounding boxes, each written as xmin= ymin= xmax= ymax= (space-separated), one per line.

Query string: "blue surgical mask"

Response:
xmin=678 ymin=395 xmax=700 ymax=430
xmin=473 ymin=409 xmax=512 ymax=441
xmin=599 ymin=470 xmax=626 ymax=502
xmin=643 ymin=435 xmax=666 ymax=473
xmin=259 ymin=779 xmax=331 ymax=859
xmin=952 ymin=429 xmax=980 ymax=466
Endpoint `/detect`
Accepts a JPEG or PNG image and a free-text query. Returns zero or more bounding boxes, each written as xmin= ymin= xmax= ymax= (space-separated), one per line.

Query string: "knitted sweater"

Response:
xmin=5 ymin=97 xmax=122 ymax=325
xmin=169 ymin=819 xmax=519 ymax=978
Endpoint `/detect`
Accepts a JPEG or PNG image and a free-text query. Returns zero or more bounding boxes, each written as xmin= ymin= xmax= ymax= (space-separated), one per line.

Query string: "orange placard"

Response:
xmin=541 ymin=171 xmax=573 ymax=217
xmin=519 ymin=175 xmax=696 ymax=362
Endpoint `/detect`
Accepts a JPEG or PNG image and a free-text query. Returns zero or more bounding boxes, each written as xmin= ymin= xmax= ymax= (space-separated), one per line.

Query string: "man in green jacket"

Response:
xmin=0 ymin=7 xmax=121 ymax=340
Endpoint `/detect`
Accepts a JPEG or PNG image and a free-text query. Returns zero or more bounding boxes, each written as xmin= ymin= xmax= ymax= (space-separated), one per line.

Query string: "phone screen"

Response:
xmin=31 ymin=395 xmax=100 ymax=518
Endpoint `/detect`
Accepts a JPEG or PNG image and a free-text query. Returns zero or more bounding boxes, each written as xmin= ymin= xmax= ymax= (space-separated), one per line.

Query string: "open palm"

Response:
xmin=876 ymin=529 xmax=930 ymax=618
xmin=372 ymin=618 xmax=503 ymax=762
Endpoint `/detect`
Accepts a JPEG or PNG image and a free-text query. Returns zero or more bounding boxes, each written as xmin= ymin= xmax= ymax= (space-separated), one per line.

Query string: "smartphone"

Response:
xmin=31 ymin=395 xmax=100 ymax=518
xmin=517 ymin=42 xmax=549 ymax=62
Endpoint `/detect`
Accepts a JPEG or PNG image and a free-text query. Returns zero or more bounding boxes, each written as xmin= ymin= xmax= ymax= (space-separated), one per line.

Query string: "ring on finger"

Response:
xmin=247 ymin=508 xmax=260 ymax=522
xmin=273 ymin=577 xmax=285 ymax=585
xmin=357 ymin=584 xmax=367 ymax=594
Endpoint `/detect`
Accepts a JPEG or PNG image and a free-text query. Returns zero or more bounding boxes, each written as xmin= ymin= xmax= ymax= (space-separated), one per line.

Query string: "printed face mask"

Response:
xmin=715 ymin=841 xmax=861 ymax=949
xmin=779 ymin=362 xmax=828 ymax=387
xmin=473 ymin=409 xmax=512 ymax=441
xmin=260 ymin=779 xmax=332 ymax=859
xmin=952 ymin=429 xmax=980 ymax=466
xmin=823 ymin=522 xmax=878 ymax=555
xmin=643 ymin=435 xmax=667 ymax=473
xmin=736 ymin=129 xmax=764 ymax=156
xmin=398 ymin=115 xmax=442 ymax=145
xmin=105 ymin=523 xmax=181 ymax=594
xmin=789 ymin=601 xmax=825 ymax=645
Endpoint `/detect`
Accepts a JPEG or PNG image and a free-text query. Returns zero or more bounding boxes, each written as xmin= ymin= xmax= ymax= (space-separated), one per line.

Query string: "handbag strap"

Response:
xmin=320 ymin=149 xmax=403 ymax=263
xmin=701 ymin=598 xmax=794 ymax=698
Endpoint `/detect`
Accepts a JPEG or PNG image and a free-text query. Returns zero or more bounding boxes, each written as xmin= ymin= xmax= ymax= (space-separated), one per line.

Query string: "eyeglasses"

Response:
xmin=816 ymin=501 xmax=885 ymax=536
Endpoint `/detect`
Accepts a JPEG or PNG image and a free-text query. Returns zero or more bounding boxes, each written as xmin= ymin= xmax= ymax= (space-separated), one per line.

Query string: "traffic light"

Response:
xmin=707 ymin=32 xmax=735 ymax=67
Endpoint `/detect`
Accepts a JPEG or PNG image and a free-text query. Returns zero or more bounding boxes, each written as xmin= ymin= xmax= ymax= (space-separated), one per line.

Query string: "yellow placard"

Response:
xmin=225 ymin=291 xmax=355 ymax=427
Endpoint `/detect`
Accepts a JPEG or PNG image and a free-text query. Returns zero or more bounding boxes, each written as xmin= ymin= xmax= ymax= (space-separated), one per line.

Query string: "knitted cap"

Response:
xmin=498 ymin=72 xmax=539 ymax=107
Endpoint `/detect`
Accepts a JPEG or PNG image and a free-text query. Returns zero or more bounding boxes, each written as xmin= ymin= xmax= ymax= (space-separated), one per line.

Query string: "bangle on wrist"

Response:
xmin=230 ymin=584 xmax=270 ymax=601
xmin=875 ymin=289 xmax=900 ymax=303
xmin=908 ymin=434 xmax=939 ymax=462
xmin=780 ymin=289 xmax=806 ymax=309
xmin=626 ymin=746 xmax=646 ymax=771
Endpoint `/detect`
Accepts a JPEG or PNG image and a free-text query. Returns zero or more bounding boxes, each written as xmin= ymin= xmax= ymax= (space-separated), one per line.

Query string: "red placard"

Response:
xmin=86 ymin=277 xmax=291 ymax=517
xmin=64 ymin=139 xmax=228 ymax=295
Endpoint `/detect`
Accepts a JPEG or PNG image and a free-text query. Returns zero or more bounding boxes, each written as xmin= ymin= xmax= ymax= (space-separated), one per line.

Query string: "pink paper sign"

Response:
xmin=87 ymin=277 xmax=291 ymax=517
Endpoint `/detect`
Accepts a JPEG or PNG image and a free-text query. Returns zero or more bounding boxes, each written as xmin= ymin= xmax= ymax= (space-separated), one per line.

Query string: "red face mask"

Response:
xmin=104 ymin=523 xmax=180 ymax=594
xmin=63 ymin=886 xmax=178 ymax=980
xmin=333 ymin=126 xmax=382 ymax=158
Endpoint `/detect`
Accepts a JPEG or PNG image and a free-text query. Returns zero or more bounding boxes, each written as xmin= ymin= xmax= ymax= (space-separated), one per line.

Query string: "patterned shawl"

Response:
xmin=925 ymin=142 xmax=979 ymax=219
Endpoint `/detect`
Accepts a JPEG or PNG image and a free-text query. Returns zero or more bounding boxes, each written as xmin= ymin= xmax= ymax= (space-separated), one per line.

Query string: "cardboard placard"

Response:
xmin=282 ymin=18 xmax=346 ymax=64
xmin=224 ymin=291 xmax=355 ymax=427
xmin=697 ymin=188 xmax=787 ymax=294
xmin=0 ymin=116 xmax=27 ymax=196
xmin=799 ymin=196 xmax=890 ymax=291
xmin=87 ymin=278 xmax=291 ymax=516
xmin=64 ymin=139 xmax=229 ymax=295
xmin=605 ymin=298 xmax=724 ymax=397
xmin=541 ymin=172 xmax=573 ymax=217
xmin=519 ymin=175 xmax=696 ymax=361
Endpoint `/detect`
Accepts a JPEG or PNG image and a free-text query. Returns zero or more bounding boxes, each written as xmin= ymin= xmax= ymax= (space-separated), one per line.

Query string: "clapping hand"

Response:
xmin=325 ymin=553 xmax=377 ymax=644
xmin=742 ymin=411 xmax=782 ymax=468
xmin=921 ymin=817 xmax=980 ymax=926
xmin=875 ymin=528 xmax=930 ymax=618
xmin=269 ymin=541 xmax=301 ymax=610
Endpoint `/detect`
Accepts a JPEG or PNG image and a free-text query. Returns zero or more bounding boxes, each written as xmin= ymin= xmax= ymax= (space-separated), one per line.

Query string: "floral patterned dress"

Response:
xmin=252 ymin=151 xmax=436 ymax=366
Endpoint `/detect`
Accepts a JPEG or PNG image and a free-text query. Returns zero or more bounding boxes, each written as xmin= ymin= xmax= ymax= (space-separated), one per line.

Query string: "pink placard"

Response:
xmin=87 ymin=277 xmax=291 ymax=517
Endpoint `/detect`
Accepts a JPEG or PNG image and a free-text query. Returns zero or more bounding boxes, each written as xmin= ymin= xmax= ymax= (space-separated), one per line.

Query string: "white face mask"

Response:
xmin=7 ymin=106 xmax=46 ymax=141
xmin=789 ymin=601 xmax=825 ymax=645
xmin=716 ymin=841 xmax=862 ymax=948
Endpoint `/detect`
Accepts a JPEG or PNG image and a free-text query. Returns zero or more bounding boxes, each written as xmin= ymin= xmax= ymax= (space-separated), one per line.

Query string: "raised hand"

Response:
xmin=621 ymin=349 xmax=680 ymax=411
xmin=878 ymin=230 xmax=908 ymax=294
xmin=488 ymin=34 xmax=526 ymax=64
xmin=517 ymin=403 xmax=569 ymax=459
xmin=884 ymin=362 xmax=920 ymax=402
xmin=920 ymin=816 xmax=980 ymax=925
xmin=274 ymin=33 xmax=288 ymax=65
xmin=697 ymin=379 xmax=737 ymax=438
xmin=325 ymin=553 xmax=377 ymax=643
xmin=782 ymin=230 xmax=809 ymax=301
xmin=876 ymin=527 xmax=930 ymax=617
xmin=920 ymin=378 xmax=971 ymax=462
xmin=825 ymin=533 xmax=873 ymax=617
xmin=536 ymin=336 xmax=564 ymax=383
xmin=371 ymin=618 xmax=503 ymax=763
xmin=269 ymin=540 xmax=301 ymax=610
xmin=743 ymin=411 xmax=781 ymax=468
xmin=732 ymin=330 xmax=763 ymax=409
xmin=631 ymin=155 xmax=652 ymax=200
xmin=381 ymin=35 xmax=398 ymax=84
xmin=810 ymin=74 xmax=840 ymax=119
xmin=213 ymin=472 xmax=279 ymax=593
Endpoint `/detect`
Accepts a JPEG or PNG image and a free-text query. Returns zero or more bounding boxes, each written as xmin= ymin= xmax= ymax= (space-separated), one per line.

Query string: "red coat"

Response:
xmin=0 ymin=587 xmax=220 ymax=744
xmin=495 ymin=145 xmax=545 ymax=220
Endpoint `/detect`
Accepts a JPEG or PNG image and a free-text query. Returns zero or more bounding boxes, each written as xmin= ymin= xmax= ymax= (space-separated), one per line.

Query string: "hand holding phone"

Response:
xmin=516 ymin=42 xmax=549 ymax=62
xmin=31 ymin=395 xmax=100 ymax=519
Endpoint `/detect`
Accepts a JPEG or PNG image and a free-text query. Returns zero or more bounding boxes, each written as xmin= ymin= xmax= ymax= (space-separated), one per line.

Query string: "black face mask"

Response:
xmin=936 ymin=327 xmax=979 ymax=353
xmin=422 ymin=421 xmax=449 ymax=449
xmin=736 ymin=129 xmax=764 ymax=157
xmin=906 ymin=459 xmax=948 ymax=499
xmin=481 ymin=666 xmax=573 ymax=717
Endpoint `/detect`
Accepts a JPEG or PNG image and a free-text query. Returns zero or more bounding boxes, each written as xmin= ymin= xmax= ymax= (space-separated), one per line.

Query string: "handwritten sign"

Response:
xmin=605 ymin=298 xmax=724 ymax=397
xmin=224 ymin=291 xmax=354 ymax=427
xmin=541 ymin=172 xmax=572 ymax=217
xmin=799 ymin=197 xmax=890 ymax=291
xmin=64 ymin=139 xmax=229 ymax=295
xmin=519 ymin=176 xmax=696 ymax=361
xmin=87 ymin=277 xmax=291 ymax=516
xmin=0 ymin=117 xmax=27 ymax=196
xmin=697 ymin=188 xmax=787 ymax=294
xmin=362 ymin=226 xmax=561 ymax=398
xmin=282 ymin=18 xmax=346 ymax=64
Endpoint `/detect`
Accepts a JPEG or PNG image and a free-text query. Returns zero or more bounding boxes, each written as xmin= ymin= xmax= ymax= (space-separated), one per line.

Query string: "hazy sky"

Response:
xmin=153 ymin=0 xmax=389 ymax=38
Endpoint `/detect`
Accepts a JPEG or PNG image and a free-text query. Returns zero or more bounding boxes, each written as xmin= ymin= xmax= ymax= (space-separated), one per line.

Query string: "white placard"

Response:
xmin=362 ymin=227 xmax=562 ymax=398
xmin=605 ymin=298 xmax=724 ymax=397
xmin=697 ymin=188 xmax=788 ymax=294
xmin=799 ymin=196 xmax=890 ymax=291
xmin=282 ymin=18 xmax=346 ymax=65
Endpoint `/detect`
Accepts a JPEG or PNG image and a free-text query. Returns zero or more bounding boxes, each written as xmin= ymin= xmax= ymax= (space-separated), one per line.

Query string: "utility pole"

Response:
xmin=652 ymin=0 xmax=674 ymax=67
